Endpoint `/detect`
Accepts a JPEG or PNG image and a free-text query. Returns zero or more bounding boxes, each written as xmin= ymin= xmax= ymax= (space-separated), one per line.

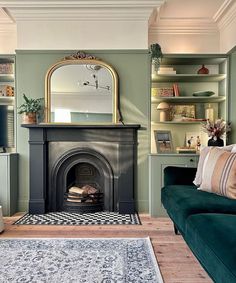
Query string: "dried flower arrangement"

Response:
xmin=202 ymin=119 xmax=231 ymax=140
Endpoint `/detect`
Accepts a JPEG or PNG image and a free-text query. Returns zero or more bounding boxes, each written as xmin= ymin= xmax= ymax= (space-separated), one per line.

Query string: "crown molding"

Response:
xmin=215 ymin=0 xmax=236 ymax=30
xmin=0 ymin=0 xmax=165 ymax=8
xmin=150 ymin=18 xmax=218 ymax=35
xmin=0 ymin=8 xmax=14 ymax=23
xmin=213 ymin=0 xmax=234 ymax=22
xmin=3 ymin=7 xmax=157 ymax=21
xmin=0 ymin=0 xmax=165 ymax=21
xmin=0 ymin=23 xmax=16 ymax=34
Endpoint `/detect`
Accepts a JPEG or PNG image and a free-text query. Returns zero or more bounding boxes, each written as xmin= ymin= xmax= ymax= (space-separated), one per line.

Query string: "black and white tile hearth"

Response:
xmin=14 ymin=211 xmax=141 ymax=226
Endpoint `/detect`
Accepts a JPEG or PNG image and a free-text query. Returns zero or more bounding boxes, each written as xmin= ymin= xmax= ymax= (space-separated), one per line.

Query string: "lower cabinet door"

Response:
xmin=149 ymin=154 xmax=198 ymax=217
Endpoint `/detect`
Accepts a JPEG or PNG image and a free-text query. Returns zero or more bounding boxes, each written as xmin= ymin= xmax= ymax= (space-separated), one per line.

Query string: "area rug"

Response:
xmin=14 ymin=211 xmax=141 ymax=225
xmin=0 ymin=237 xmax=163 ymax=283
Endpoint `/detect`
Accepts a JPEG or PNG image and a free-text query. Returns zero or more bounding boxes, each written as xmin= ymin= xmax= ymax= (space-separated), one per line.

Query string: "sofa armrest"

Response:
xmin=164 ymin=166 xmax=197 ymax=186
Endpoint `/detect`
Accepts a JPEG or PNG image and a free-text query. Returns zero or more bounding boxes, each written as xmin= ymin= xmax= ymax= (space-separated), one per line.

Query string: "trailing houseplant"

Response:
xmin=18 ymin=93 xmax=43 ymax=124
xmin=150 ymin=43 xmax=163 ymax=72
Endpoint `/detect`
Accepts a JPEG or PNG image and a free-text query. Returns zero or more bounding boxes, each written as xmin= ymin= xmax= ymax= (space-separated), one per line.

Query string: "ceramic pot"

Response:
xmin=207 ymin=137 xmax=224 ymax=147
xmin=197 ymin=64 xmax=209 ymax=74
xmin=22 ymin=112 xmax=37 ymax=124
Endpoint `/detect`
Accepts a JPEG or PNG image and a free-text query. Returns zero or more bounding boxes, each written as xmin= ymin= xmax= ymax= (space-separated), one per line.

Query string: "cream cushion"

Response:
xmin=193 ymin=144 xmax=234 ymax=186
xmin=199 ymin=147 xmax=236 ymax=199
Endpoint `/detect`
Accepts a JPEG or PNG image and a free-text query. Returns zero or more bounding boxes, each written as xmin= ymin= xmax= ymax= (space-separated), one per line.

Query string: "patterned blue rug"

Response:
xmin=0 ymin=238 xmax=163 ymax=283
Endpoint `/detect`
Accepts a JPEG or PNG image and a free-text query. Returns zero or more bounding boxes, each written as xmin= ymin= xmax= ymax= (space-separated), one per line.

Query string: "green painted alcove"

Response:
xmin=16 ymin=49 xmax=151 ymax=212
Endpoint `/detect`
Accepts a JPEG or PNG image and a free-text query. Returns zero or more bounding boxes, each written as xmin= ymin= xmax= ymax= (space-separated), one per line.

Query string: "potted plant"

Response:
xmin=150 ymin=43 xmax=163 ymax=73
xmin=18 ymin=93 xmax=43 ymax=124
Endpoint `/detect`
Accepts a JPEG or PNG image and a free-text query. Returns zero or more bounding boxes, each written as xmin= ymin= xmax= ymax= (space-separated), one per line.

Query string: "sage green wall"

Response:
xmin=16 ymin=50 xmax=151 ymax=212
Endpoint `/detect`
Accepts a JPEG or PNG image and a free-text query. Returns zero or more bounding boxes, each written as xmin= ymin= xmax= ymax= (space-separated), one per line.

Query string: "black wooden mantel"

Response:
xmin=22 ymin=124 xmax=140 ymax=214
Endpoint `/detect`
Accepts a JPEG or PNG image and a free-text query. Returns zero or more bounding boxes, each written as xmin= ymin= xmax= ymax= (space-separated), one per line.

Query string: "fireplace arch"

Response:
xmin=49 ymin=148 xmax=114 ymax=212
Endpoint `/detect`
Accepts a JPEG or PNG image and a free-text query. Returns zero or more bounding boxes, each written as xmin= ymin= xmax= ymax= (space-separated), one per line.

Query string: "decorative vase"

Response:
xmin=22 ymin=112 xmax=37 ymax=124
xmin=207 ymin=137 xmax=224 ymax=147
xmin=197 ymin=64 xmax=209 ymax=74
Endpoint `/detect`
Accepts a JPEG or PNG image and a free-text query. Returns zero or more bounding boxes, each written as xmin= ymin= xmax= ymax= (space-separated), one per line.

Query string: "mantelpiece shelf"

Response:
xmin=152 ymin=74 xmax=226 ymax=83
xmin=151 ymin=96 xmax=226 ymax=104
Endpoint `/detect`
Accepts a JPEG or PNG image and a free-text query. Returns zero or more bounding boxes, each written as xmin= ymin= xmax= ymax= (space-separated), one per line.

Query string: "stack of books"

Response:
xmin=158 ymin=67 xmax=176 ymax=75
xmin=176 ymin=147 xmax=197 ymax=154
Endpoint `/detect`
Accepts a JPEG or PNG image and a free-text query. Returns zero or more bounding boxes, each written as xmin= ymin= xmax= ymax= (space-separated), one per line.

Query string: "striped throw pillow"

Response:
xmin=193 ymin=144 xmax=234 ymax=186
xmin=199 ymin=147 xmax=236 ymax=199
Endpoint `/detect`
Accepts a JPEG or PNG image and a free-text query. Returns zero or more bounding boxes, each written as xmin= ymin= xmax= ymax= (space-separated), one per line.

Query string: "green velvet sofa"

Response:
xmin=161 ymin=166 xmax=236 ymax=283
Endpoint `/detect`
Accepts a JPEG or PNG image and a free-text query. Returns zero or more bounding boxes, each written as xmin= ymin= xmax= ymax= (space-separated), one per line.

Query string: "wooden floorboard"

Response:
xmin=1 ymin=213 xmax=212 ymax=283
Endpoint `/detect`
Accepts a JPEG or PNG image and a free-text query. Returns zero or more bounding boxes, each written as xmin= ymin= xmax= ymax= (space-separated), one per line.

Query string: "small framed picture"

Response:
xmin=186 ymin=132 xmax=202 ymax=151
xmin=154 ymin=130 xmax=174 ymax=153
xmin=170 ymin=104 xmax=196 ymax=121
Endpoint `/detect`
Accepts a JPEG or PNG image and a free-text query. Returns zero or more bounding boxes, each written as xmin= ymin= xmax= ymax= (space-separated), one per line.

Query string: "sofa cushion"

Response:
xmin=161 ymin=185 xmax=236 ymax=234
xmin=200 ymin=147 xmax=236 ymax=199
xmin=193 ymin=145 xmax=234 ymax=186
xmin=185 ymin=214 xmax=236 ymax=283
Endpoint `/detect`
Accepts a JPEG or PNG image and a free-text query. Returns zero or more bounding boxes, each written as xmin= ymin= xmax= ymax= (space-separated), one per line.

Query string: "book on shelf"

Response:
xmin=173 ymin=83 xmax=179 ymax=96
xmin=157 ymin=67 xmax=176 ymax=75
xmin=176 ymin=147 xmax=197 ymax=154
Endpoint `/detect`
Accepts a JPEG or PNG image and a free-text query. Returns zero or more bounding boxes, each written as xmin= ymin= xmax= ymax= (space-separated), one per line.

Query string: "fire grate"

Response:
xmin=64 ymin=185 xmax=104 ymax=213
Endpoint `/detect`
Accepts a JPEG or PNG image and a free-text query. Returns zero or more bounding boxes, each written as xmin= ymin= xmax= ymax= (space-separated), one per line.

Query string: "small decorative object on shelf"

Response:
xmin=150 ymin=43 xmax=163 ymax=73
xmin=202 ymin=118 xmax=231 ymax=147
xmin=18 ymin=93 xmax=44 ymax=124
xmin=0 ymin=63 xmax=13 ymax=74
xmin=197 ymin=64 xmax=209 ymax=74
xmin=205 ymin=104 xmax=214 ymax=122
xmin=157 ymin=102 xmax=170 ymax=122
xmin=152 ymin=87 xmax=173 ymax=97
xmin=154 ymin=130 xmax=173 ymax=153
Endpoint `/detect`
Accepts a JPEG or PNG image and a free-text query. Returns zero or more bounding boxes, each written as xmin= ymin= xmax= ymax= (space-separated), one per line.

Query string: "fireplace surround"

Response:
xmin=22 ymin=124 xmax=140 ymax=214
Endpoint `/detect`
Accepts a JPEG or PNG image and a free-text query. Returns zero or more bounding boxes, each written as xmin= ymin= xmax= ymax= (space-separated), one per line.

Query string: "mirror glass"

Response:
xmin=45 ymin=54 xmax=119 ymax=124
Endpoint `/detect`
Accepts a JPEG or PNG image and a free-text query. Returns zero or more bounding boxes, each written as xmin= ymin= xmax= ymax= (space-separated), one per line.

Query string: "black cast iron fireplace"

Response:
xmin=22 ymin=124 xmax=140 ymax=214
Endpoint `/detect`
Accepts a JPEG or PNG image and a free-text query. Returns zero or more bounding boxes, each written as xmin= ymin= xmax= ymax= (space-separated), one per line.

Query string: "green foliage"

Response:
xmin=150 ymin=43 xmax=163 ymax=71
xmin=18 ymin=93 xmax=43 ymax=114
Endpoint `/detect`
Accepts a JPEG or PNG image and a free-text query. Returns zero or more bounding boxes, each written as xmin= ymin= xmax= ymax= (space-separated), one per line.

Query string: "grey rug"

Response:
xmin=0 ymin=238 xmax=163 ymax=283
xmin=14 ymin=211 xmax=141 ymax=225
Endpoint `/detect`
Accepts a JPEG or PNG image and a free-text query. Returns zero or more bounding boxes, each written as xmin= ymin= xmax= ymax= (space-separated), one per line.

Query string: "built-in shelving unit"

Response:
xmin=149 ymin=54 xmax=228 ymax=217
xmin=151 ymin=54 xmax=228 ymax=153
xmin=0 ymin=55 xmax=15 ymax=151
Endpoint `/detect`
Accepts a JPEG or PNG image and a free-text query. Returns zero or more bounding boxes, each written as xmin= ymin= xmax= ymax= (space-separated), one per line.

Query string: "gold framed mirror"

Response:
xmin=45 ymin=52 xmax=120 ymax=124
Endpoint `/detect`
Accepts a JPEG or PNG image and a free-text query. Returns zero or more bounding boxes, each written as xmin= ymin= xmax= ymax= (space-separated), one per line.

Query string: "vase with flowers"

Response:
xmin=202 ymin=119 xmax=231 ymax=147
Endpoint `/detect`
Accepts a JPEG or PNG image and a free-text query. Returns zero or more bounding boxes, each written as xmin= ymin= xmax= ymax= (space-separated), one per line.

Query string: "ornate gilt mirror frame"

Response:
xmin=45 ymin=51 xmax=120 ymax=124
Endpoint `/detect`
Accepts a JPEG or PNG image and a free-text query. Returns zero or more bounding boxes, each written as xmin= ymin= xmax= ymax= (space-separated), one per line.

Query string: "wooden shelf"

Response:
xmin=0 ymin=74 xmax=14 ymax=83
xmin=0 ymin=96 xmax=15 ymax=105
xmin=151 ymin=96 xmax=226 ymax=104
xmin=152 ymin=74 xmax=226 ymax=82
xmin=151 ymin=121 xmax=205 ymax=125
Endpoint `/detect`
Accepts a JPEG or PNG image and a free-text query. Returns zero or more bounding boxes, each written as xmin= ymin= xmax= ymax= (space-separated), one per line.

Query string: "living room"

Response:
xmin=0 ymin=0 xmax=236 ymax=282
